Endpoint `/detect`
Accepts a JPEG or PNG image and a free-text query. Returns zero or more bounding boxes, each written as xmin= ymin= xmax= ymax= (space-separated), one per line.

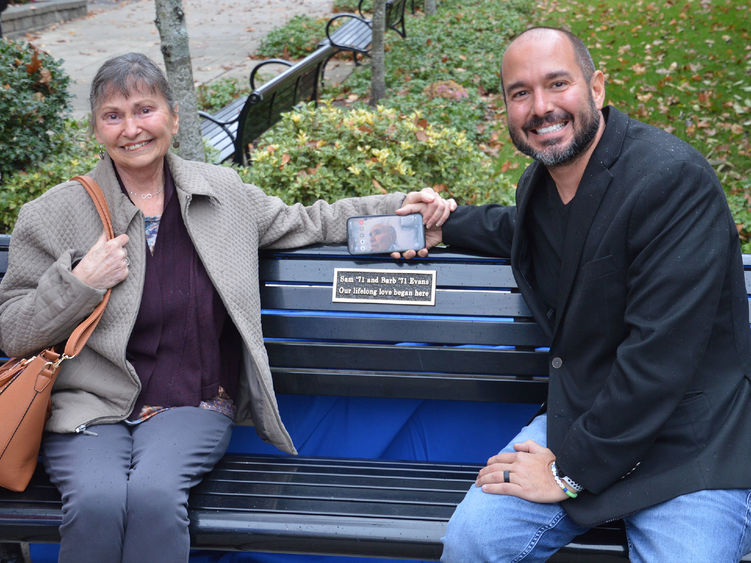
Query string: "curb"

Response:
xmin=2 ymin=0 xmax=87 ymax=38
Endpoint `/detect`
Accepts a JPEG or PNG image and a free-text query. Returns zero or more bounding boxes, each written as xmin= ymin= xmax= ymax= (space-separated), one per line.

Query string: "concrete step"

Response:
xmin=2 ymin=0 xmax=87 ymax=39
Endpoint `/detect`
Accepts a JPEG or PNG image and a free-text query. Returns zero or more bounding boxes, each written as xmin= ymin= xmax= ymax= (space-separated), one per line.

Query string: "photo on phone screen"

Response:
xmin=347 ymin=214 xmax=426 ymax=255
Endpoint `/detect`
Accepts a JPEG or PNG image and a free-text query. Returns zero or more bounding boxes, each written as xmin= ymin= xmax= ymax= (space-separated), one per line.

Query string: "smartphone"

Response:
xmin=347 ymin=214 xmax=426 ymax=255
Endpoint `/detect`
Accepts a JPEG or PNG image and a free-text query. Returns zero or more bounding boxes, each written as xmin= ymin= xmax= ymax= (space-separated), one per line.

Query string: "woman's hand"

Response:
xmin=72 ymin=231 xmax=130 ymax=290
xmin=393 ymin=187 xmax=456 ymax=258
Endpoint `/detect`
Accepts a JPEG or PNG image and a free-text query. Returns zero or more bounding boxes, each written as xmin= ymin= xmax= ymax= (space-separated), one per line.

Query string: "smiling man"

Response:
xmin=432 ymin=27 xmax=751 ymax=562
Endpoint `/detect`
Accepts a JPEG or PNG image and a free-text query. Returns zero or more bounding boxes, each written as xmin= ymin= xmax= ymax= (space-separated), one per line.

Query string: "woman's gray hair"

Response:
xmin=89 ymin=53 xmax=176 ymax=117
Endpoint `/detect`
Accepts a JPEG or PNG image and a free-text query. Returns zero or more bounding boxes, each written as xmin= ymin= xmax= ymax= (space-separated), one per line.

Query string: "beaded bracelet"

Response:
xmin=552 ymin=461 xmax=584 ymax=493
xmin=561 ymin=473 xmax=584 ymax=494
xmin=551 ymin=461 xmax=578 ymax=499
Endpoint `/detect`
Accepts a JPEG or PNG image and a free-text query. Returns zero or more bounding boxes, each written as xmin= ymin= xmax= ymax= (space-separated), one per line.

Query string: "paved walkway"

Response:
xmin=28 ymin=0 xmax=341 ymax=118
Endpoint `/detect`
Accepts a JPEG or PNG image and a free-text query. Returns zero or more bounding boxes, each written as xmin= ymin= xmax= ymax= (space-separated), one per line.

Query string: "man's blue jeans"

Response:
xmin=441 ymin=414 xmax=751 ymax=562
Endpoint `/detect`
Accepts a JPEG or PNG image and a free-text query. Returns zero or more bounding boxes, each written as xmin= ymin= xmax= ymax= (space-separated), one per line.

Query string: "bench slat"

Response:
xmin=261 ymin=285 xmax=533 ymax=317
xmin=266 ymin=342 xmax=547 ymax=377
xmin=260 ymin=250 xmax=517 ymax=287
xmin=262 ymin=314 xmax=547 ymax=346
xmin=270 ymin=367 xmax=549 ymax=403
xmin=328 ymin=19 xmax=372 ymax=52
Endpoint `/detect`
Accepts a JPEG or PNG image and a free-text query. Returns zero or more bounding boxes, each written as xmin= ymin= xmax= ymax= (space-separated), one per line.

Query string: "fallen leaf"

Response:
xmin=25 ymin=51 xmax=42 ymax=75
xmin=39 ymin=68 xmax=51 ymax=85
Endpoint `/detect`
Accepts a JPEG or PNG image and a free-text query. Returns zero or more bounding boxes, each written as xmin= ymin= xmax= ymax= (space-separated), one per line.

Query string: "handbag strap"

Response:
xmin=60 ymin=176 xmax=115 ymax=360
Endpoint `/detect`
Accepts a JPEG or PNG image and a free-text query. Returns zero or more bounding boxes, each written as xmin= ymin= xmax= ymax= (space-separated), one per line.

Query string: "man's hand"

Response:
xmin=72 ymin=231 xmax=130 ymax=290
xmin=475 ymin=440 xmax=569 ymax=503
xmin=392 ymin=187 xmax=456 ymax=258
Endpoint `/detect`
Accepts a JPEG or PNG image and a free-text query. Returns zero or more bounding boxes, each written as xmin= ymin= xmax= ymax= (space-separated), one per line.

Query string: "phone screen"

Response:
xmin=347 ymin=214 xmax=426 ymax=255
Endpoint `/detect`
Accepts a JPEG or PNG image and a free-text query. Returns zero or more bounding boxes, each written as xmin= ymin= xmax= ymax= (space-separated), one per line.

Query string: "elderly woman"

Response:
xmin=0 ymin=53 xmax=452 ymax=562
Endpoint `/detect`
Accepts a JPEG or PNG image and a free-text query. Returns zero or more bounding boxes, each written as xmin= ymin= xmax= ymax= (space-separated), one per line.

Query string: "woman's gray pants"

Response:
xmin=42 ymin=407 xmax=234 ymax=563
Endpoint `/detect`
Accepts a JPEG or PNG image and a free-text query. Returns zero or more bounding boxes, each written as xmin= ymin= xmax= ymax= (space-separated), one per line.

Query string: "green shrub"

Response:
xmin=258 ymin=15 xmax=327 ymax=59
xmin=0 ymin=119 xmax=99 ymax=233
xmin=726 ymin=185 xmax=751 ymax=254
xmin=196 ymin=77 xmax=249 ymax=114
xmin=0 ymin=40 xmax=71 ymax=185
xmin=235 ymin=101 xmax=516 ymax=207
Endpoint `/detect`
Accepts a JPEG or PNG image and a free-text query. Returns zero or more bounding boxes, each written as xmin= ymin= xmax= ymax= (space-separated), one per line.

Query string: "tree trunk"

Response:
xmin=424 ymin=0 xmax=437 ymax=16
xmin=154 ymin=0 xmax=205 ymax=162
xmin=370 ymin=0 xmax=386 ymax=106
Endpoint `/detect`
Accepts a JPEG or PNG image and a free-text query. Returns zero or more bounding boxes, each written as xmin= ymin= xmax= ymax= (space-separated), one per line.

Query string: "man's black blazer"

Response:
xmin=443 ymin=106 xmax=751 ymax=526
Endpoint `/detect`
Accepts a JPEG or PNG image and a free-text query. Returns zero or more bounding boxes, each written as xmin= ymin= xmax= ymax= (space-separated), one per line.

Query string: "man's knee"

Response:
xmin=442 ymin=485 xmax=584 ymax=562
xmin=442 ymin=486 xmax=523 ymax=561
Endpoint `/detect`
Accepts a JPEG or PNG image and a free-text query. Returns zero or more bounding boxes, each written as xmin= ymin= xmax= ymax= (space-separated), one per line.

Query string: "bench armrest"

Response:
xmin=198 ymin=110 xmax=238 ymax=144
xmin=250 ymin=58 xmax=293 ymax=91
xmin=356 ymin=0 xmax=368 ymax=18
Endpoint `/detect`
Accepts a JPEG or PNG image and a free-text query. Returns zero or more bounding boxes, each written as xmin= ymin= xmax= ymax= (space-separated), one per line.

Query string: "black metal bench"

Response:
xmin=199 ymin=43 xmax=336 ymax=165
xmin=321 ymin=0 xmax=408 ymax=69
xmin=1 ymin=237 xmax=750 ymax=561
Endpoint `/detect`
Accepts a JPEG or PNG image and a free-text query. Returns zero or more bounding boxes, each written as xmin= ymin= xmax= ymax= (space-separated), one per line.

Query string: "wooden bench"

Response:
xmin=199 ymin=43 xmax=336 ymax=165
xmin=1 ymin=237 xmax=750 ymax=561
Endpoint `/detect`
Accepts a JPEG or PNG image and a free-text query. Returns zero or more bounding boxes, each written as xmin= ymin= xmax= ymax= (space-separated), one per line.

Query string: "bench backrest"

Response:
xmin=2 ymin=238 xmax=751 ymax=400
xmin=260 ymin=245 xmax=549 ymax=403
xmin=233 ymin=44 xmax=336 ymax=166
xmin=261 ymin=245 xmax=751 ymax=403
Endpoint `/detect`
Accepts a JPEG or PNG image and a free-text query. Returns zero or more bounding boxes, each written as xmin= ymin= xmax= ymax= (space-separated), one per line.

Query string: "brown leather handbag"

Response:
xmin=0 ymin=175 xmax=113 ymax=491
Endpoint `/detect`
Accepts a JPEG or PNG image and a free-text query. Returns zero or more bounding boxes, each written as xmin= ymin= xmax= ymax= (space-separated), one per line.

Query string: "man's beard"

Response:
xmin=509 ymin=96 xmax=600 ymax=167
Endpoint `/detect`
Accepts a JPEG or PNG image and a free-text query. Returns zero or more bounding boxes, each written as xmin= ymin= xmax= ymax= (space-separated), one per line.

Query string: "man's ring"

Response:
xmin=124 ymin=257 xmax=130 ymax=266
xmin=503 ymin=470 xmax=510 ymax=483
